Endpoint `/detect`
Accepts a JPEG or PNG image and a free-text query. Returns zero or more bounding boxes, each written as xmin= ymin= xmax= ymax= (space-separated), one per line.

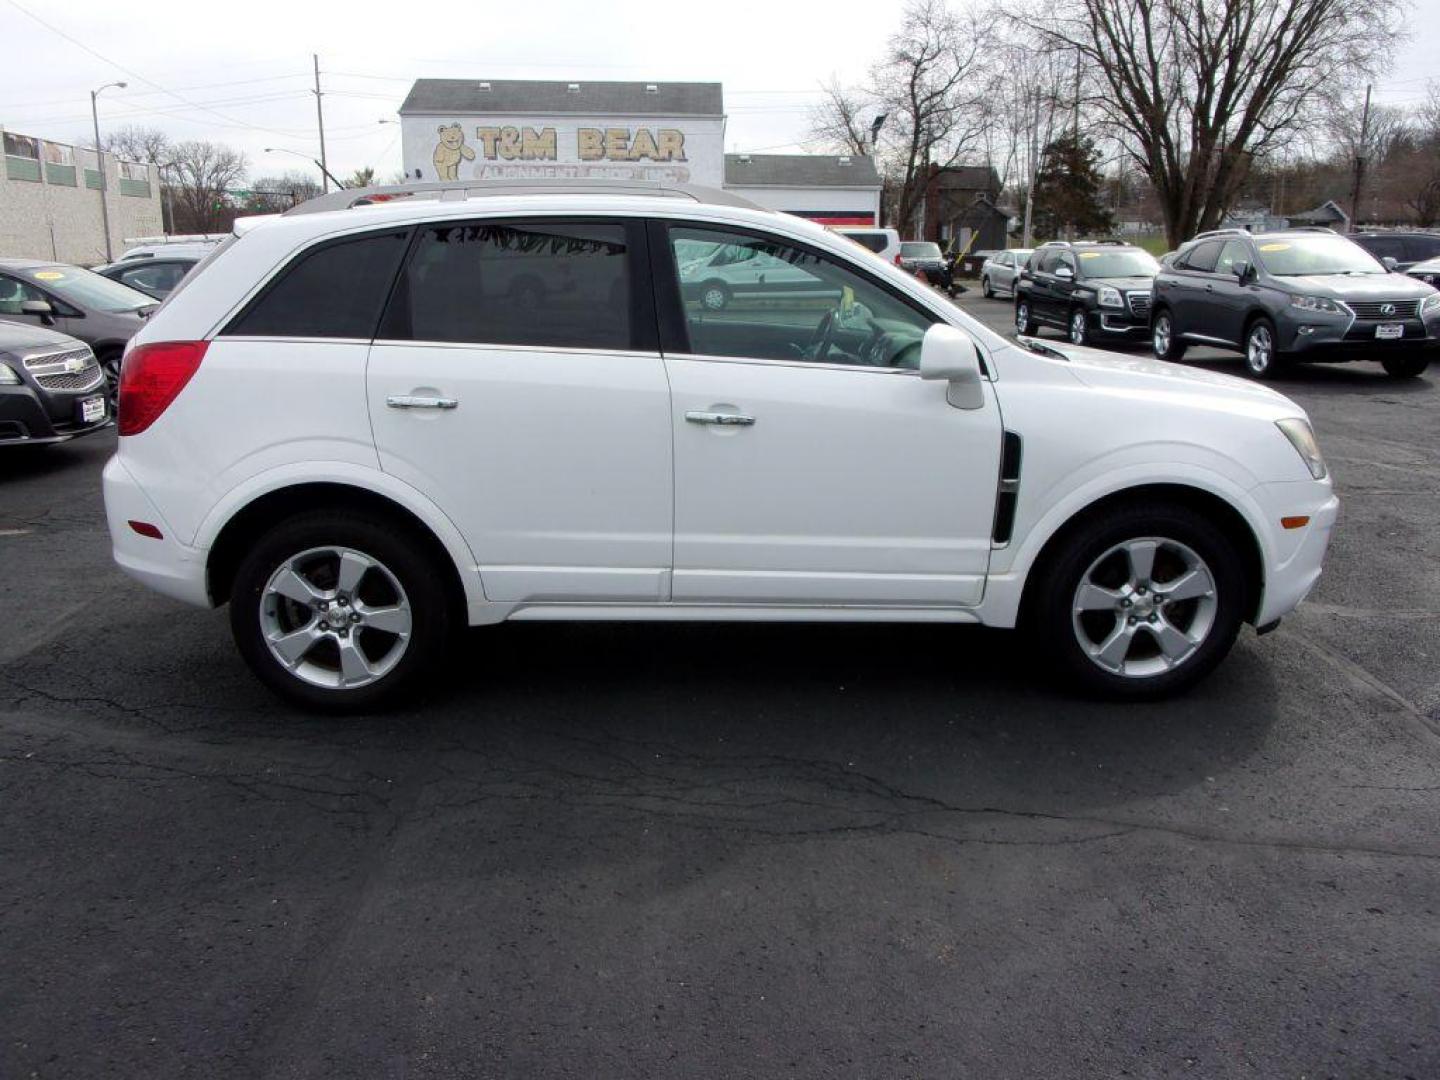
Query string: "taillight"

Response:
xmin=117 ymin=341 xmax=208 ymax=436
xmin=894 ymin=253 xmax=903 ymax=265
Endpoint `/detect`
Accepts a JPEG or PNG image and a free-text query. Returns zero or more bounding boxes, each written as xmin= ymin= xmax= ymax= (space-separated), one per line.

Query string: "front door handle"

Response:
xmin=686 ymin=410 xmax=755 ymax=426
xmin=387 ymin=395 xmax=458 ymax=410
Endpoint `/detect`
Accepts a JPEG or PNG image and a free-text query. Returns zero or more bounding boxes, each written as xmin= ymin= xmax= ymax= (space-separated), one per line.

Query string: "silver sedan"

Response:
xmin=979 ymin=249 xmax=1033 ymax=299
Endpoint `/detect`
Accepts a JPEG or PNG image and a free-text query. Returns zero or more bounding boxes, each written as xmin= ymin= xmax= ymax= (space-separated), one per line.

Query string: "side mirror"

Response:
xmin=919 ymin=324 xmax=985 ymax=410
xmin=1055 ymin=265 xmax=1074 ymax=280
xmin=20 ymin=300 xmax=54 ymax=325
xmin=1382 ymin=256 xmax=1399 ymax=272
xmin=1232 ymin=260 xmax=1252 ymax=283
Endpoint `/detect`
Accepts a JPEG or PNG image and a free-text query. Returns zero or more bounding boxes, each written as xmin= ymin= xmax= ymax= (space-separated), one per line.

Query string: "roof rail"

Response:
xmin=1192 ymin=228 xmax=1246 ymax=240
xmin=283 ymin=177 xmax=766 ymax=216
xmin=1288 ymin=225 xmax=1337 ymax=234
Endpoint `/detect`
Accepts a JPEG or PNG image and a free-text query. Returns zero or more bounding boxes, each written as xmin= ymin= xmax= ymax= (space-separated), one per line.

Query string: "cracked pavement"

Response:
xmin=2 ymin=297 xmax=1438 ymax=1078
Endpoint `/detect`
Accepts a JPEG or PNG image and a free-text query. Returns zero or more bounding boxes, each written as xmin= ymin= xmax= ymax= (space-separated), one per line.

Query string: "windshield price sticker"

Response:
xmin=1258 ymin=243 xmax=1291 ymax=253
xmin=33 ymin=270 xmax=65 ymax=281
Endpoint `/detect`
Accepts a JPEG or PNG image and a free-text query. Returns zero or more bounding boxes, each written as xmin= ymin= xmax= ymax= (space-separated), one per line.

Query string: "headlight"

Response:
xmin=0 ymin=361 xmax=20 ymax=385
xmin=1098 ymin=286 xmax=1124 ymax=308
xmin=1290 ymin=294 xmax=1342 ymax=313
xmin=1421 ymin=292 xmax=1440 ymax=316
xmin=1276 ymin=418 xmax=1327 ymax=480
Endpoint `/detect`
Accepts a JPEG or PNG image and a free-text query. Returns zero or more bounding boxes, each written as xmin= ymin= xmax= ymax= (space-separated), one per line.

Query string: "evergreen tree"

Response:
xmin=1032 ymin=134 xmax=1114 ymax=239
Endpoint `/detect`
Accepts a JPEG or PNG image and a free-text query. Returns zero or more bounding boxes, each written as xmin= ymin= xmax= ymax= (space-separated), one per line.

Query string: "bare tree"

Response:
xmin=245 ymin=171 xmax=322 ymax=213
xmin=987 ymin=37 xmax=1071 ymax=245
xmin=1025 ymin=0 xmax=1401 ymax=246
xmin=101 ymin=125 xmax=171 ymax=166
xmin=808 ymin=77 xmax=878 ymax=158
xmin=870 ymin=0 xmax=996 ymax=237
xmin=167 ymin=140 xmax=247 ymax=233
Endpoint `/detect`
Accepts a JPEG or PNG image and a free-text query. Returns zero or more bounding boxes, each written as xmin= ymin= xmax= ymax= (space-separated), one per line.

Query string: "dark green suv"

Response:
xmin=1150 ymin=228 xmax=1440 ymax=379
xmin=1014 ymin=241 xmax=1160 ymax=346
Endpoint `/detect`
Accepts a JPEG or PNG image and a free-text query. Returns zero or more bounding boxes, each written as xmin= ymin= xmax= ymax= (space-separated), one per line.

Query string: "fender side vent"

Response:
xmin=992 ymin=431 xmax=1023 ymax=545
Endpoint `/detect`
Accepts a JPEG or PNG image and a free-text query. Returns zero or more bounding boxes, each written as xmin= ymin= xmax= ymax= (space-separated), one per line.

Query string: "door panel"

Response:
xmin=666 ymin=358 xmax=1002 ymax=604
xmin=367 ymin=216 xmax=672 ymax=604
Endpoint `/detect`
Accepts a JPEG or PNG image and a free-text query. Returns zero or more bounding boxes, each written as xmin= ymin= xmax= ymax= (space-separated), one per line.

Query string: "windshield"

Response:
xmin=21 ymin=265 xmax=153 ymax=312
xmin=901 ymin=242 xmax=943 ymax=258
xmin=1254 ymin=235 xmax=1386 ymax=276
xmin=1075 ymin=249 xmax=1159 ymax=278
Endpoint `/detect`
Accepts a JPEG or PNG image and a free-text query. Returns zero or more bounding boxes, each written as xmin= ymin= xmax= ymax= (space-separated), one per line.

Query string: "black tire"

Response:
xmin=1068 ymin=306 xmax=1089 ymax=346
xmin=1243 ymin=316 xmax=1285 ymax=380
xmin=1151 ymin=307 xmax=1186 ymax=361
xmin=1029 ymin=502 xmax=1247 ymax=699
xmin=1015 ymin=297 xmax=1038 ymax=335
xmin=699 ymin=280 xmax=730 ymax=311
xmin=98 ymin=348 xmax=122 ymax=409
xmin=981 ymin=276 xmax=994 ymax=299
xmin=1381 ymin=354 xmax=1430 ymax=378
xmin=229 ymin=509 xmax=454 ymax=712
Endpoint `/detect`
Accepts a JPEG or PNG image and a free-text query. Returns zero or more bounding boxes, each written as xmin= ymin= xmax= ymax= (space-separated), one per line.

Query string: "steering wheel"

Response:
xmin=808 ymin=309 xmax=837 ymax=362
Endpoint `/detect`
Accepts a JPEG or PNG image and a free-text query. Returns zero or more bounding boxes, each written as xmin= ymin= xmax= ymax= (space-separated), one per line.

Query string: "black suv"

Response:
xmin=1351 ymin=231 xmax=1440 ymax=272
xmin=1150 ymin=228 xmax=1440 ymax=379
xmin=1014 ymin=241 xmax=1160 ymax=346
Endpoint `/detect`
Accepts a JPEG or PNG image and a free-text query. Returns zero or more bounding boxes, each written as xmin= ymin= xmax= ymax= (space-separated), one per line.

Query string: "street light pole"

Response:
xmin=90 ymin=80 xmax=127 ymax=262
xmin=262 ymin=147 xmax=346 ymax=192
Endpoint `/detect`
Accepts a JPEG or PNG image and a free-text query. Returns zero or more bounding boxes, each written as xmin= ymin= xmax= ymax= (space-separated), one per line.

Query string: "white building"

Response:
xmin=1 ymin=127 xmax=163 ymax=264
xmin=398 ymin=80 xmax=880 ymax=226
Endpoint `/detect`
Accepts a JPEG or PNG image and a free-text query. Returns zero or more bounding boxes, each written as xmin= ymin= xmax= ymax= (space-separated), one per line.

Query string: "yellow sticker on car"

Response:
xmin=1258 ymin=243 xmax=1291 ymax=252
xmin=33 ymin=270 xmax=65 ymax=280
xmin=1079 ymin=252 xmax=1102 ymax=258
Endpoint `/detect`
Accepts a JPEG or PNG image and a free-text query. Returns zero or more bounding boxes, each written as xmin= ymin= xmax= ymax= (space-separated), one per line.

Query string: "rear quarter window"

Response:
xmin=223 ymin=229 xmax=411 ymax=339
xmin=846 ymin=232 xmax=887 ymax=253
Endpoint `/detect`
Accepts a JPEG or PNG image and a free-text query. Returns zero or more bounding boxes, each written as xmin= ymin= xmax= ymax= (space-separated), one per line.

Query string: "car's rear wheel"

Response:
xmin=1244 ymin=317 xmax=1284 ymax=380
xmin=700 ymin=280 xmax=730 ymax=311
xmin=1015 ymin=298 xmax=1037 ymax=335
xmin=1068 ymin=307 xmax=1089 ymax=346
xmin=1381 ymin=354 xmax=1430 ymax=378
xmin=981 ymin=276 xmax=994 ymax=298
xmin=1151 ymin=309 xmax=1186 ymax=361
xmin=229 ymin=510 xmax=453 ymax=711
xmin=1030 ymin=503 xmax=1246 ymax=698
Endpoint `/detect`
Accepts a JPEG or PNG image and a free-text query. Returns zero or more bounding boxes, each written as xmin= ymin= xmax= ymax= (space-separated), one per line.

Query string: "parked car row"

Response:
xmin=980 ymin=228 xmax=1440 ymax=380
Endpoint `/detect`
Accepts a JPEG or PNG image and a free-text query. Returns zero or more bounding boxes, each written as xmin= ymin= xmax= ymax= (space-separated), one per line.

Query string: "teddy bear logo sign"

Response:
xmin=432 ymin=123 xmax=476 ymax=180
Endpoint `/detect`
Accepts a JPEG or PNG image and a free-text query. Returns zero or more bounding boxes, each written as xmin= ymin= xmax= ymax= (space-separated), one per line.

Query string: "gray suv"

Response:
xmin=1151 ymin=229 xmax=1440 ymax=379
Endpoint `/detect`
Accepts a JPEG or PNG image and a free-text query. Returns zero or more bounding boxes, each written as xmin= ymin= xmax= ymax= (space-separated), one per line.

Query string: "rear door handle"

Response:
xmin=686 ymin=410 xmax=755 ymax=426
xmin=387 ymin=395 xmax=458 ymax=410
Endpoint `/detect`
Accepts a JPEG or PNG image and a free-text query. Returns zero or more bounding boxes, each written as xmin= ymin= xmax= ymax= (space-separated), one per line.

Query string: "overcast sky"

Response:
xmin=2 ymin=0 xmax=1436 ymax=184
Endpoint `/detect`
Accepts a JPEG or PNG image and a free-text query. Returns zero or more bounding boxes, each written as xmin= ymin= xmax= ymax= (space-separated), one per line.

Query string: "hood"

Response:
xmin=1024 ymin=338 xmax=1300 ymax=419
xmin=0 ymin=322 xmax=86 ymax=353
xmin=1276 ymin=273 xmax=1434 ymax=300
xmin=1083 ymin=275 xmax=1155 ymax=290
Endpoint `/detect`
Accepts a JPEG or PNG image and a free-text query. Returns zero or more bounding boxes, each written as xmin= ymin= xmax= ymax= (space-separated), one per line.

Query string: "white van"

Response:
xmin=832 ymin=226 xmax=903 ymax=266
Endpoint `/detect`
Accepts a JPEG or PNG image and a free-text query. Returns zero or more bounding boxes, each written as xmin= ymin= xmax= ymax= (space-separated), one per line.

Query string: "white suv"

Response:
xmin=104 ymin=180 xmax=1338 ymax=710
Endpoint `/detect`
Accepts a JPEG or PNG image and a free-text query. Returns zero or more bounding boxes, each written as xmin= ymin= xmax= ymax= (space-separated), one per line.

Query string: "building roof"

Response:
xmin=400 ymin=79 xmax=724 ymax=117
xmin=724 ymin=153 xmax=881 ymax=189
xmin=930 ymin=164 xmax=1002 ymax=193
xmin=1289 ymin=199 xmax=1349 ymax=224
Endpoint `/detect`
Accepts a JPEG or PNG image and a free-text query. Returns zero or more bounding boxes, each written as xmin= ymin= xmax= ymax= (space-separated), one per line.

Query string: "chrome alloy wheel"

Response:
xmin=259 ymin=546 xmax=413 ymax=690
xmin=1071 ymin=536 xmax=1218 ymax=679
xmin=702 ymin=286 xmax=727 ymax=311
xmin=1069 ymin=309 xmax=1087 ymax=345
xmin=1016 ymin=302 xmax=1030 ymax=332
xmin=1153 ymin=314 xmax=1172 ymax=356
xmin=1246 ymin=323 xmax=1273 ymax=375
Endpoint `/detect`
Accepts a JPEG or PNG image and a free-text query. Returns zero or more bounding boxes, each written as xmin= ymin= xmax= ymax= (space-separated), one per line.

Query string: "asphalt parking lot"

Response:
xmin=3 ymin=294 xmax=1438 ymax=1079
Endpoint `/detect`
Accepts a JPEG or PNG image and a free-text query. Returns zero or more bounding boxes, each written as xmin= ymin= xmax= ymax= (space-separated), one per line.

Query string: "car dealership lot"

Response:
xmin=3 ymin=300 xmax=1439 ymax=1077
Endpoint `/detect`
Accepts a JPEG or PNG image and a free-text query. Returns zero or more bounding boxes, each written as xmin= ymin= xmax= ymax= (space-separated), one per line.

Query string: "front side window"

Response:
xmin=225 ymin=229 xmax=410 ymax=338
xmin=667 ymin=225 xmax=936 ymax=369
xmin=0 ymin=274 xmax=46 ymax=314
xmin=1215 ymin=239 xmax=1250 ymax=276
xmin=382 ymin=220 xmax=632 ymax=350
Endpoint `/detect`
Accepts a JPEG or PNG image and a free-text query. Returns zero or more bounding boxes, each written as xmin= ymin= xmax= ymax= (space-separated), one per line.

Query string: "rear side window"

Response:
xmin=846 ymin=232 xmax=886 ymax=253
xmin=1179 ymin=240 xmax=1223 ymax=273
xmin=381 ymin=220 xmax=632 ymax=350
xmin=225 ymin=229 xmax=410 ymax=339
xmin=1406 ymin=236 xmax=1440 ymax=261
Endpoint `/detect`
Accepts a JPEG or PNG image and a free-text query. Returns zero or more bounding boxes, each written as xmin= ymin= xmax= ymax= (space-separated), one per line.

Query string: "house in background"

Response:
xmin=912 ymin=164 xmax=1006 ymax=250
xmin=1288 ymin=199 xmax=1349 ymax=231
xmin=724 ymin=153 xmax=880 ymax=226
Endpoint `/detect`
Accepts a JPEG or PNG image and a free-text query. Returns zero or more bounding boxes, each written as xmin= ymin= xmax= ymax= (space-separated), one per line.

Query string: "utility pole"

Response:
xmin=313 ymin=54 xmax=330 ymax=194
xmin=1347 ymin=83 xmax=1372 ymax=234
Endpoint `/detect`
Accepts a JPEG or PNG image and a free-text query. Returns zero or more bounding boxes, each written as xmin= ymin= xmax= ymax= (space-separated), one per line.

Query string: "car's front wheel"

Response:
xmin=1381 ymin=354 xmax=1430 ymax=378
xmin=1244 ymin=317 xmax=1284 ymax=380
xmin=1030 ymin=502 xmax=1246 ymax=698
xmin=1151 ymin=309 xmax=1186 ymax=361
xmin=1068 ymin=307 xmax=1089 ymax=346
xmin=1015 ymin=298 xmax=1037 ymax=335
xmin=981 ymin=276 xmax=994 ymax=298
xmin=229 ymin=510 xmax=453 ymax=711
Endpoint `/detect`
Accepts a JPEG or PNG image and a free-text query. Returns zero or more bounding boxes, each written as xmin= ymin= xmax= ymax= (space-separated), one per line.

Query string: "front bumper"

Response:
xmin=0 ymin=385 xmax=110 ymax=445
xmin=1283 ymin=312 xmax=1440 ymax=360
xmin=103 ymin=455 xmax=212 ymax=607
xmin=1251 ymin=479 xmax=1339 ymax=626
